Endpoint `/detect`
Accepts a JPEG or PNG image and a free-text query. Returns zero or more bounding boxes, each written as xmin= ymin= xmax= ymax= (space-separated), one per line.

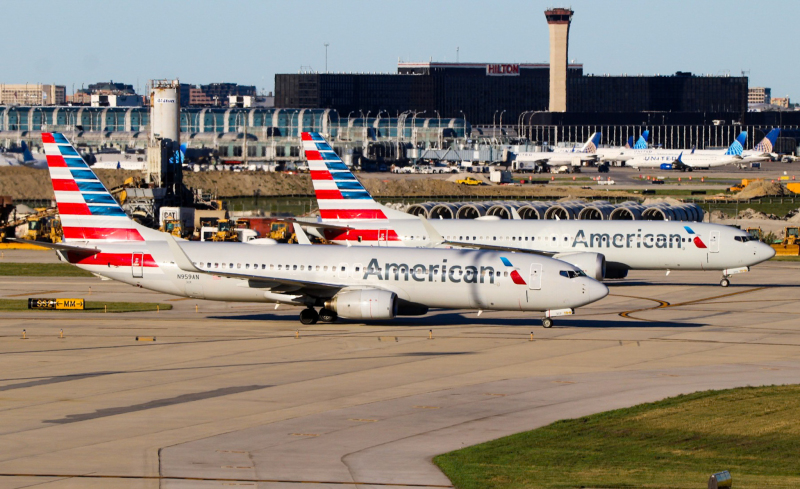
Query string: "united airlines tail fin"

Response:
xmin=633 ymin=130 xmax=649 ymax=149
xmin=301 ymin=132 xmax=411 ymax=222
xmin=42 ymin=132 xmax=163 ymax=243
xmin=753 ymin=128 xmax=779 ymax=153
xmin=21 ymin=141 xmax=34 ymax=162
xmin=624 ymin=136 xmax=634 ymax=149
xmin=580 ymin=132 xmax=601 ymax=153
xmin=724 ymin=131 xmax=747 ymax=156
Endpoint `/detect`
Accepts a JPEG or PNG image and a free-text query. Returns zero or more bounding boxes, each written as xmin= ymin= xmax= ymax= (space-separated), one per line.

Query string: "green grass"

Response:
xmin=0 ymin=263 xmax=94 ymax=277
xmin=770 ymin=255 xmax=800 ymax=261
xmin=434 ymin=385 xmax=800 ymax=489
xmin=0 ymin=299 xmax=172 ymax=313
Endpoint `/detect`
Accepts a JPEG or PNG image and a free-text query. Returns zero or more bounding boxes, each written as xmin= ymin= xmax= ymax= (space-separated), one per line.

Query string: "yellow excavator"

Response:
xmin=159 ymin=219 xmax=183 ymax=238
xmin=211 ymin=219 xmax=239 ymax=242
xmin=771 ymin=226 xmax=800 ymax=256
xmin=268 ymin=221 xmax=297 ymax=243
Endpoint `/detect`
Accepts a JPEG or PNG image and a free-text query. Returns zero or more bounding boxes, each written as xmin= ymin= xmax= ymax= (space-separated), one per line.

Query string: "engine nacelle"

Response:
xmin=552 ymin=252 xmax=606 ymax=280
xmin=325 ymin=288 xmax=398 ymax=320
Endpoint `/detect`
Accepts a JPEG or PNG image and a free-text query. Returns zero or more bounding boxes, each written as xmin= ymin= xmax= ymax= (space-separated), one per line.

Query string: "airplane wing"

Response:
xmin=165 ymin=235 xmax=343 ymax=296
xmin=6 ymin=239 xmax=101 ymax=256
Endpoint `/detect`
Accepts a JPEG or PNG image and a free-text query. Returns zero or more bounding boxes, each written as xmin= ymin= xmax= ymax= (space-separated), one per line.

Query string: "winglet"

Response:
xmin=165 ymin=235 xmax=202 ymax=273
xmin=293 ymin=223 xmax=312 ymax=245
xmin=418 ymin=216 xmax=444 ymax=247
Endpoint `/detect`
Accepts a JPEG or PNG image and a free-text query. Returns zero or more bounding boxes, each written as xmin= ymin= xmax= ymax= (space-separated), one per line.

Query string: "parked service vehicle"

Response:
xmin=456 ymin=176 xmax=484 ymax=186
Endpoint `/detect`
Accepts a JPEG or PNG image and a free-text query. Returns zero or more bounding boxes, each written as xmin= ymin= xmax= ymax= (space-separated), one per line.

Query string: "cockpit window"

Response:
xmin=559 ymin=270 xmax=587 ymax=279
xmin=734 ymin=236 xmax=758 ymax=242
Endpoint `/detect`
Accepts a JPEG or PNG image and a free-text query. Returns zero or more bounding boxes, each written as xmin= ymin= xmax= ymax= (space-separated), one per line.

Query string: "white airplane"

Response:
xmin=0 ymin=141 xmax=48 ymax=169
xmin=741 ymin=128 xmax=780 ymax=164
xmin=622 ymin=132 xmax=746 ymax=171
xmin=595 ymin=131 xmax=649 ymax=163
xmin=300 ymin=132 xmax=775 ymax=287
xmin=514 ymin=132 xmax=601 ymax=167
xmin=22 ymin=132 xmax=609 ymax=328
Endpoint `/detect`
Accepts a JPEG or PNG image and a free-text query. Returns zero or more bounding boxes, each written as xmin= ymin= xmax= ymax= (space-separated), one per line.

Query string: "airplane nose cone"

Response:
xmin=589 ymin=280 xmax=610 ymax=302
xmin=758 ymin=242 xmax=776 ymax=262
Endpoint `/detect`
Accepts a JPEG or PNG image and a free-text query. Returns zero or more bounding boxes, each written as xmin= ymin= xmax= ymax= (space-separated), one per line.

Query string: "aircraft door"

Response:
xmin=709 ymin=231 xmax=720 ymax=253
xmin=337 ymin=263 xmax=348 ymax=280
xmin=528 ymin=263 xmax=542 ymax=290
xmin=378 ymin=229 xmax=389 ymax=247
xmin=132 ymin=252 xmax=144 ymax=278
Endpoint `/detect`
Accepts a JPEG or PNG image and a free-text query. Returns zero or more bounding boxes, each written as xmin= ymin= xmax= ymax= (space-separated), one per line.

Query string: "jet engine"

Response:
xmin=553 ymin=252 xmax=606 ymax=281
xmin=324 ymin=288 xmax=398 ymax=320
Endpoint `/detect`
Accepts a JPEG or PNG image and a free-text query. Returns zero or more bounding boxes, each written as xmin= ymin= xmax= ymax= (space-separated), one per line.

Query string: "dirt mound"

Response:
xmin=184 ymin=171 xmax=313 ymax=197
xmin=786 ymin=209 xmax=800 ymax=223
xmin=737 ymin=208 xmax=780 ymax=220
xmin=736 ymin=180 xmax=787 ymax=200
xmin=642 ymin=197 xmax=683 ymax=206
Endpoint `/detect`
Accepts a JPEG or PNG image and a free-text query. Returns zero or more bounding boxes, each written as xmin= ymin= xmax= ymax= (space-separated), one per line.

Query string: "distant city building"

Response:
xmin=749 ymin=87 xmax=771 ymax=105
xmin=0 ymin=84 xmax=66 ymax=105
xmin=772 ymin=97 xmax=790 ymax=108
xmin=183 ymin=83 xmax=257 ymax=107
xmin=83 ymin=81 xmax=136 ymax=95
xmin=91 ymin=93 xmax=143 ymax=107
xmin=229 ymin=93 xmax=275 ymax=108
xmin=276 ymin=65 xmax=747 ymax=125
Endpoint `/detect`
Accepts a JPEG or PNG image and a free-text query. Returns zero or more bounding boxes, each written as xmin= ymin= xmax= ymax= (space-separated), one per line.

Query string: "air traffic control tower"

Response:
xmin=545 ymin=7 xmax=573 ymax=112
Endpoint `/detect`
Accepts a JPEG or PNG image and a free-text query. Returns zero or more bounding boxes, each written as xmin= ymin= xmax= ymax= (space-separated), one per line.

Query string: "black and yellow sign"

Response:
xmin=28 ymin=298 xmax=85 ymax=310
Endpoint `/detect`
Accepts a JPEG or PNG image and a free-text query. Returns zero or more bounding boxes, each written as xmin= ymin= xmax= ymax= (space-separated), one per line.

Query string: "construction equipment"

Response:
xmin=160 ymin=219 xmax=183 ymax=238
xmin=268 ymin=221 xmax=297 ymax=243
xmin=745 ymin=227 xmax=763 ymax=242
xmin=211 ymin=219 xmax=239 ymax=242
xmin=771 ymin=226 xmax=800 ymax=256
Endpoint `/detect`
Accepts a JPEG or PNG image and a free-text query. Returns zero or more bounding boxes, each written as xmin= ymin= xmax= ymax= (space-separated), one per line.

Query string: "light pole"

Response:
xmin=498 ymin=110 xmax=506 ymax=139
xmin=493 ymin=110 xmax=499 ymax=138
xmin=324 ymin=43 xmax=329 ymax=73
xmin=459 ymin=110 xmax=467 ymax=139
xmin=434 ymin=110 xmax=441 ymax=148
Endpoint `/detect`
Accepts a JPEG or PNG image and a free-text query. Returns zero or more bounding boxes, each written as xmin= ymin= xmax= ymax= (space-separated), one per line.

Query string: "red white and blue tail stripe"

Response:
xmin=43 ymin=132 xmax=160 ymax=243
xmin=302 ymin=132 xmax=409 ymax=222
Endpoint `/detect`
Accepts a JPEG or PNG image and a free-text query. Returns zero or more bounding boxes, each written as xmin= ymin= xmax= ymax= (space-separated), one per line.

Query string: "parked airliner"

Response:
xmin=301 ymin=132 xmax=775 ymax=286
xmin=26 ymin=132 xmax=609 ymax=328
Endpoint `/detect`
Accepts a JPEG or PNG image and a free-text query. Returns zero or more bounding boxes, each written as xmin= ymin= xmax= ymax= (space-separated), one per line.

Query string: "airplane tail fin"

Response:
xmin=633 ymin=130 xmax=649 ymax=149
xmin=42 ymin=132 xmax=163 ymax=243
xmin=753 ymin=128 xmax=779 ymax=153
xmin=624 ymin=136 xmax=634 ymax=149
xmin=725 ymin=131 xmax=747 ymax=156
xmin=580 ymin=132 xmax=601 ymax=153
xmin=21 ymin=141 xmax=35 ymax=162
xmin=301 ymin=132 xmax=411 ymax=222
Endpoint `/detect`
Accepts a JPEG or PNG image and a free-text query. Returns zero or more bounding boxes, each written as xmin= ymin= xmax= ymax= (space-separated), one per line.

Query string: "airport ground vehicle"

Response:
xmin=456 ymin=177 xmax=483 ymax=186
xmin=28 ymin=131 xmax=609 ymax=327
xmin=771 ymin=226 xmax=800 ymax=256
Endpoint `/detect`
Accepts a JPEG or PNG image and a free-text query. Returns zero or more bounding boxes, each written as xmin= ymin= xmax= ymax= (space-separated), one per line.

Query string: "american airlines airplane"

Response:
xmin=23 ymin=132 xmax=609 ymax=328
xmin=301 ymin=132 xmax=775 ymax=287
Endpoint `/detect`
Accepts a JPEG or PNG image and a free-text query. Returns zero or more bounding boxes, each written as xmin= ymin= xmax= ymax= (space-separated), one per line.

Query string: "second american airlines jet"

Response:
xmin=24 ymin=132 xmax=609 ymax=328
xmin=301 ymin=132 xmax=775 ymax=287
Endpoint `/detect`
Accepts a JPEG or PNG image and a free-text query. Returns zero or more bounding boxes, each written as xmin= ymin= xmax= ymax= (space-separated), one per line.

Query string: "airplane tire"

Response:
xmin=542 ymin=317 xmax=554 ymax=328
xmin=300 ymin=308 xmax=319 ymax=325
xmin=720 ymin=278 xmax=730 ymax=287
xmin=318 ymin=308 xmax=337 ymax=323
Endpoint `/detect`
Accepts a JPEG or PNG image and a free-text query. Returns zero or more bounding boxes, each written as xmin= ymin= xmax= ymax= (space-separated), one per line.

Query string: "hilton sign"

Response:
xmin=486 ymin=64 xmax=520 ymax=76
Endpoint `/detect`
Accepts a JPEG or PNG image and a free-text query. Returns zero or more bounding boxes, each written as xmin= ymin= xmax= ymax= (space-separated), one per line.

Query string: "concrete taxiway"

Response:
xmin=0 ymin=250 xmax=799 ymax=488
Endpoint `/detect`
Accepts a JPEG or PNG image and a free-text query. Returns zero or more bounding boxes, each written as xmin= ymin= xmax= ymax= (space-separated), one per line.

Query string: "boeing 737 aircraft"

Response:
xmin=26 ymin=132 xmax=609 ymax=328
xmin=740 ymin=128 xmax=780 ymax=164
xmin=622 ymin=132 xmax=747 ymax=170
xmin=515 ymin=132 xmax=601 ymax=166
xmin=595 ymin=131 xmax=649 ymax=163
xmin=301 ymin=132 xmax=775 ymax=286
xmin=0 ymin=141 xmax=48 ymax=169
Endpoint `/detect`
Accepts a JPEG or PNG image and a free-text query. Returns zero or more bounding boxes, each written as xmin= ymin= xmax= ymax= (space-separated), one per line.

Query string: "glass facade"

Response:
xmin=276 ymin=65 xmax=748 ymax=125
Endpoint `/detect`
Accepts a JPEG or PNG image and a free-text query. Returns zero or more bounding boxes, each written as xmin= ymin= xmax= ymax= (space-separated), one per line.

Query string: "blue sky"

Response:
xmin=5 ymin=0 xmax=797 ymax=98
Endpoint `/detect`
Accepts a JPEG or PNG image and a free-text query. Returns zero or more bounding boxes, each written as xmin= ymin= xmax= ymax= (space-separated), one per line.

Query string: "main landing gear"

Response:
xmin=299 ymin=307 xmax=338 ymax=325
